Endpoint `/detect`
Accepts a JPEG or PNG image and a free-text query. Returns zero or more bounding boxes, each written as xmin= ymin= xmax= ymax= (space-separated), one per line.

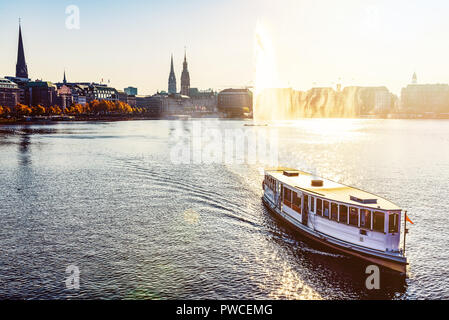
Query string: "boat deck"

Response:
xmin=266 ymin=168 xmax=401 ymax=211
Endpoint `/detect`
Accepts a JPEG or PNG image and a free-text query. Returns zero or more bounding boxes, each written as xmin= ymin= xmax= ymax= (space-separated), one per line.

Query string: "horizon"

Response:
xmin=1 ymin=0 xmax=449 ymax=96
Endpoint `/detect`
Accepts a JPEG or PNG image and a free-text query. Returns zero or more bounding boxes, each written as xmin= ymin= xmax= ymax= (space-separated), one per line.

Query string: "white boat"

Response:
xmin=262 ymin=168 xmax=408 ymax=274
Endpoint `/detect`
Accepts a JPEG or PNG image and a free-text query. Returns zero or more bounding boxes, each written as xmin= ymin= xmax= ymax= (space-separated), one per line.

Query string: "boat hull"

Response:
xmin=262 ymin=195 xmax=407 ymax=274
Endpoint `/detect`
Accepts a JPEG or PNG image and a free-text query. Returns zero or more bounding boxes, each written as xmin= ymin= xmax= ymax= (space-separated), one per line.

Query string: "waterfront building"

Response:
xmin=401 ymin=74 xmax=449 ymax=114
xmin=74 ymin=93 xmax=87 ymax=106
xmin=56 ymin=85 xmax=73 ymax=109
xmin=66 ymin=84 xmax=88 ymax=106
xmin=180 ymin=50 xmax=190 ymax=96
xmin=117 ymin=90 xmax=128 ymax=103
xmin=217 ymin=88 xmax=253 ymax=117
xmin=0 ymin=78 xmax=20 ymax=108
xmin=25 ymin=81 xmax=58 ymax=107
xmin=135 ymin=94 xmax=163 ymax=117
xmin=86 ymin=83 xmax=118 ymax=102
xmin=126 ymin=95 xmax=136 ymax=108
xmin=124 ymin=87 xmax=138 ymax=96
xmin=188 ymin=88 xmax=217 ymax=112
xmin=118 ymin=90 xmax=137 ymax=108
xmin=5 ymin=76 xmax=29 ymax=104
xmin=358 ymin=86 xmax=394 ymax=115
xmin=168 ymin=55 xmax=177 ymax=94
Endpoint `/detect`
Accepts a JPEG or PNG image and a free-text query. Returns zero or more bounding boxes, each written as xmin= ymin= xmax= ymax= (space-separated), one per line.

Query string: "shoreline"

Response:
xmin=1 ymin=115 xmax=449 ymax=126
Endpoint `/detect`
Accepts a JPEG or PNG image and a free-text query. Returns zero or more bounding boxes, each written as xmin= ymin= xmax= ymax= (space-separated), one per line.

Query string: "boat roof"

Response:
xmin=265 ymin=168 xmax=401 ymax=211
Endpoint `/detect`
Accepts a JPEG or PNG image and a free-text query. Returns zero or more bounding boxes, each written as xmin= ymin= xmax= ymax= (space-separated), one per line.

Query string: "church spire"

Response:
xmin=63 ymin=70 xmax=67 ymax=84
xmin=180 ymin=48 xmax=190 ymax=96
xmin=168 ymin=54 xmax=177 ymax=94
xmin=16 ymin=20 xmax=29 ymax=79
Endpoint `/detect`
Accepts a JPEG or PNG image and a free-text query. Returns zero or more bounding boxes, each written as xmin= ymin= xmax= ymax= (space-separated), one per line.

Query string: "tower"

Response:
xmin=16 ymin=21 xmax=28 ymax=79
xmin=63 ymin=70 xmax=67 ymax=84
xmin=180 ymin=49 xmax=190 ymax=96
xmin=168 ymin=54 xmax=177 ymax=94
xmin=412 ymin=72 xmax=417 ymax=84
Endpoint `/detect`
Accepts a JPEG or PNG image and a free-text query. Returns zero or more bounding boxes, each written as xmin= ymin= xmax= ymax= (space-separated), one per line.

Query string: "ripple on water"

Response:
xmin=0 ymin=119 xmax=448 ymax=299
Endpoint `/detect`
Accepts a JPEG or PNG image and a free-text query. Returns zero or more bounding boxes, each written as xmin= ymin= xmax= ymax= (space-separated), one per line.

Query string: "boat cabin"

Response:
xmin=263 ymin=169 xmax=402 ymax=253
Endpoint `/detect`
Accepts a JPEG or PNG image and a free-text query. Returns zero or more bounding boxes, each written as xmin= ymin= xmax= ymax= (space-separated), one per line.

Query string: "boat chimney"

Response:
xmin=311 ymin=180 xmax=324 ymax=187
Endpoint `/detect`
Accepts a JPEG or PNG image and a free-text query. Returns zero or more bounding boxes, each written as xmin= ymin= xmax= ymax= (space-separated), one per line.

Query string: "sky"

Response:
xmin=1 ymin=0 xmax=449 ymax=95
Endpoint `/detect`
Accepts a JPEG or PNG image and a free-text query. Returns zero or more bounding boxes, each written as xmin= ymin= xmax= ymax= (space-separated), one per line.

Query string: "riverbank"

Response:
xmin=0 ymin=114 xmax=164 ymax=125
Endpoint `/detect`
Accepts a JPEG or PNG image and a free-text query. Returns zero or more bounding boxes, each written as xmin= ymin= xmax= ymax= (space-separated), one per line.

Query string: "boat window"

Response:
xmin=349 ymin=207 xmax=359 ymax=226
xmin=292 ymin=192 xmax=301 ymax=212
xmin=323 ymin=201 xmax=330 ymax=218
xmin=331 ymin=203 xmax=338 ymax=221
xmin=373 ymin=211 xmax=385 ymax=233
xmin=283 ymin=187 xmax=292 ymax=207
xmin=317 ymin=199 xmax=323 ymax=215
xmin=339 ymin=205 xmax=348 ymax=223
xmin=389 ymin=213 xmax=399 ymax=233
xmin=310 ymin=197 xmax=315 ymax=212
xmin=360 ymin=209 xmax=372 ymax=229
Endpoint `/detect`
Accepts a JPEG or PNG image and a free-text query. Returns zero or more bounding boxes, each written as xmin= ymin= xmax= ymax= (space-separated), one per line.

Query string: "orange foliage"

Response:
xmin=2 ymin=100 xmax=138 ymax=118
xmin=15 ymin=104 xmax=33 ymax=116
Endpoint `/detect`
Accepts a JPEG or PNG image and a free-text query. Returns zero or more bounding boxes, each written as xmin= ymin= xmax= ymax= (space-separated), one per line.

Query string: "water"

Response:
xmin=0 ymin=119 xmax=448 ymax=300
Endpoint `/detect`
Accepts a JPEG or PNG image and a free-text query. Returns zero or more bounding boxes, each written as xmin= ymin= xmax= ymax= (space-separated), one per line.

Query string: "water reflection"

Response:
xmin=265 ymin=207 xmax=407 ymax=299
xmin=18 ymin=132 xmax=31 ymax=167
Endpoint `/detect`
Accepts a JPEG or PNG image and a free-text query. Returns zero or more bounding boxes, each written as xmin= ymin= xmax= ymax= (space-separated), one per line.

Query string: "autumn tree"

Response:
xmin=15 ymin=104 xmax=32 ymax=117
xmin=31 ymin=105 xmax=46 ymax=116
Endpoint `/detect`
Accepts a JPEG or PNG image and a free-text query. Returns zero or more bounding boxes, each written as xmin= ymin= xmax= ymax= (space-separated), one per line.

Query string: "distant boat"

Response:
xmin=166 ymin=115 xmax=191 ymax=120
xmin=262 ymin=168 xmax=409 ymax=274
xmin=243 ymin=123 xmax=268 ymax=127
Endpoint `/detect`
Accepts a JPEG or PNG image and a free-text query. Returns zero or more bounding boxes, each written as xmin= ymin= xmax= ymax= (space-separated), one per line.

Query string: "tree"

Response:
xmin=15 ymin=104 xmax=32 ymax=117
xmin=31 ymin=105 xmax=46 ymax=116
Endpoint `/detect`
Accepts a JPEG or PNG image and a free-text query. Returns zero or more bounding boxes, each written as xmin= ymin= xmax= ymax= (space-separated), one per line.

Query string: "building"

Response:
xmin=358 ymin=87 xmax=394 ymax=115
xmin=168 ymin=55 xmax=177 ymax=94
xmin=400 ymin=72 xmax=449 ymax=114
xmin=180 ymin=50 xmax=190 ymax=96
xmin=5 ymin=76 xmax=29 ymax=104
xmin=67 ymin=84 xmax=88 ymax=106
xmin=4 ymin=23 xmax=31 ymax=105
xmin=124 ymin=86 xmax=138 ymax=96
xmin=54 ymin=81 xmax=88 ymax=106
xmin=25 ymin=81 xmax=58 ymax=107
xmin=118 ymin=90 xmax=137 ymax=108
xmin=55 ymin=82 xmax=118 ymax=104
xmin=401 ymin=84 xmax=449 ymax=114
xmin=86 ymin=83 xmax=118 ymax=102
xmin=188 ymin=88 xmax=217 ymax=112
xmin=126 ymin=95 xmax=136 ymax=108
xmin=217 ymin=88 xmax=253 ymax=117
xmin=0 ymin=78 xmax=20 ymax=108
xmin=135 ymin=95 xmax=163 ymax=117
xmin=16 ymin=22 xmax=28 ymax=79
xmin=56 ymin=85 xmax=73 ymax=109
xmin=117 ymin=91 xmax=128 ymax=104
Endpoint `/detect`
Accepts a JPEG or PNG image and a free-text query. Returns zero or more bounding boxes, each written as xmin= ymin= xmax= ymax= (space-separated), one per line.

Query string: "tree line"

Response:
xmin=0 ymin=100 xmax=145 ymax=118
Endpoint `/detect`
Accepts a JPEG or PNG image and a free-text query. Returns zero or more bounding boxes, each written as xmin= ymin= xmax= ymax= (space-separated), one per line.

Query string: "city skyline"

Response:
xmin=1 ymin=0 xmax=449 ymax=95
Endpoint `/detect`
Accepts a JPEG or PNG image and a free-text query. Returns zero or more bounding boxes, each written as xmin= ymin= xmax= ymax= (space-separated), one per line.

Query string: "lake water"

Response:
xmin=0 ymin=119 xmax=448 ymax=299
